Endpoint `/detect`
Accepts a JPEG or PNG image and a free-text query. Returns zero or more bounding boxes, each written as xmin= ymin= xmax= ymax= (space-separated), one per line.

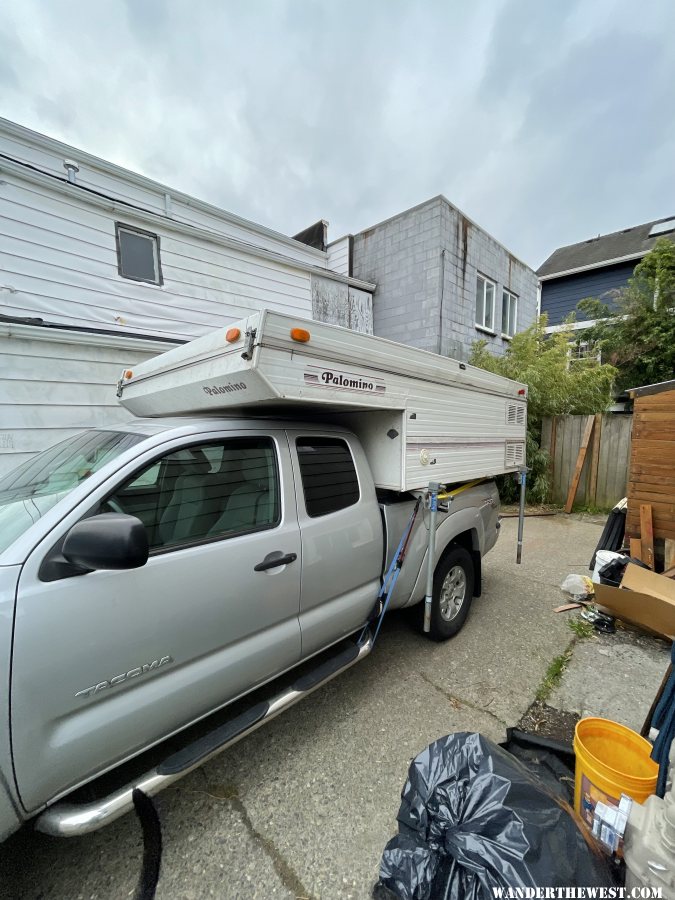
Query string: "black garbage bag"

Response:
xmin=376 ymin=733 xmax=611 ymax=900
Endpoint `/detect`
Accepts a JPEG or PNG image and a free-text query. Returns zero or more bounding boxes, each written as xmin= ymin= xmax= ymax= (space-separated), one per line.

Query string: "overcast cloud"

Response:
xmin=2 ymin=0 xmax=674 ymax=267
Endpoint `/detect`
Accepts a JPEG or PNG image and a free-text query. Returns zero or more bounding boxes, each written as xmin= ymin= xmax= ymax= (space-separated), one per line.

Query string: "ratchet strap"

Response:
xmin=360 ymin=497 xmax=422 ymax=647
xmin=437 ymin=478 xmax=487 ymax=501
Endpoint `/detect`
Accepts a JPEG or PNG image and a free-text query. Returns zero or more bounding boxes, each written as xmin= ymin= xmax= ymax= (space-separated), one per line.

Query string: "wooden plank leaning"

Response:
xmin=565 ymin=415 xmax=595 ymax=514
xmin=640 ymin=503 xmax=655 ymax=569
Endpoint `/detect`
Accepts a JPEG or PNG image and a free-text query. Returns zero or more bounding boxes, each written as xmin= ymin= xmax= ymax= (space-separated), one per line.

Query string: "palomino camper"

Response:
xmin=117 ymin=309 xmax=527 ymax=491
xmin=0 ymin=311 xmax=526 ymax=843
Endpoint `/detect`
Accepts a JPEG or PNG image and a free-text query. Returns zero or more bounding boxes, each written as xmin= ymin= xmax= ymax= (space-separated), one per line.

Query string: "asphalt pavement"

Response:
xmin=1 ymin=513 xmax=646 ymax=899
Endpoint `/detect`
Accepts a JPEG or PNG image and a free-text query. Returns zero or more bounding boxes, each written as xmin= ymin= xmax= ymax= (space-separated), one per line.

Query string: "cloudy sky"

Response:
xmin=2 ymin=0 xmax=674 ymax=267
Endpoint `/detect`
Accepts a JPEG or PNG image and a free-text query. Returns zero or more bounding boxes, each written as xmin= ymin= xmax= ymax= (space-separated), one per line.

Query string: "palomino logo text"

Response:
xmin=304 ymin=369 xmax=386 ymax=393
xmin=321 ymin=371 xmax=374 ymax=389
xmin=75 ymin=656 xmax=173 ymax=699
xmin=203 ymin=382 xmax=246 ymax=396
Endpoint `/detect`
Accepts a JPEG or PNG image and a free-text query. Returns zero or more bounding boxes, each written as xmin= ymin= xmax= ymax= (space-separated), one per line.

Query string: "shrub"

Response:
xmin=469 ymin=317 xmax=616 ymax=503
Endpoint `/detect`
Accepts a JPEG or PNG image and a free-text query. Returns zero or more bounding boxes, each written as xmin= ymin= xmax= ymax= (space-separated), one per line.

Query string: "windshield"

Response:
xmin=0 ymin=430 xmax=145 ymax=555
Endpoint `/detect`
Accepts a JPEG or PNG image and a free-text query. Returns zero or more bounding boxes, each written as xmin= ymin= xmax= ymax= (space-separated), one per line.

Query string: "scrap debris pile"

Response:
xmin=376 ymin=498 xmax=674 ymax=899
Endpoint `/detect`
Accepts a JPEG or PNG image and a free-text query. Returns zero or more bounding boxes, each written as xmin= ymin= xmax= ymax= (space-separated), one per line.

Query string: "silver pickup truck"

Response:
xmin=0 ymin=416 xmax=499 ymax=842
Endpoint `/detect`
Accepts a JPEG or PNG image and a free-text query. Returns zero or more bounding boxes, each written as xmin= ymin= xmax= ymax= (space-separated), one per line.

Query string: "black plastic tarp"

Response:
xmin=589 ymin=504 xmax=626 ymax=571
xmin=376 ymin=733 xmax=611 ymax=900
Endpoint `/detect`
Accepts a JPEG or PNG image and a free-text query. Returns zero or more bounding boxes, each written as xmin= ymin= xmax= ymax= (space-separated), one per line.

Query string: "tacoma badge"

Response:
xmin=75 ymin=656 xmax=173 ymax=699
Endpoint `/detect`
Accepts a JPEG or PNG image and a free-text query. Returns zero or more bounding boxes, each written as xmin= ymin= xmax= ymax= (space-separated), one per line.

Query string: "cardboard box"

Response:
xmin=594 ymin=563 xmax=675 ymax=639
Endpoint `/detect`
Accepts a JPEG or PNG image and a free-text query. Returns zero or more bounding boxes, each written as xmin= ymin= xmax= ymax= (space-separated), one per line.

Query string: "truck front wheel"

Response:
xmin=426 ymin=546 xmax=474 ymax=641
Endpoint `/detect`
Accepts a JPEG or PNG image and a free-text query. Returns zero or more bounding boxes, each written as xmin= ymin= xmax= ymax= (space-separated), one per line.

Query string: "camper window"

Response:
xmin=116 ymin=223 xmax=163 ymax=285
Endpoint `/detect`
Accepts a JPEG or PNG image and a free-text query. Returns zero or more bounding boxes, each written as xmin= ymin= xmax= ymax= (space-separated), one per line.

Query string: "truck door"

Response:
xmin=287 ymin=432 xmax=383 ymax=657
xmin=11 ymin=431 xmax=301 ymax=812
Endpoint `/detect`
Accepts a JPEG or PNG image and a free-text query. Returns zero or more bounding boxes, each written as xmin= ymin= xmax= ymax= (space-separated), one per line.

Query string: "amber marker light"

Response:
xmin=124 ymin=370 xmax=133 ymax=379
xmin=290 ymin=327 xmax=311 ymax=343
xmin=226 ymin=328 xmax=241 ymax=342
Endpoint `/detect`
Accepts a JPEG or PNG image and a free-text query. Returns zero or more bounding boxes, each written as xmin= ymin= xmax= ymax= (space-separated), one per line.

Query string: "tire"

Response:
xmin=425 ymin=546 xmax=475 ymax=641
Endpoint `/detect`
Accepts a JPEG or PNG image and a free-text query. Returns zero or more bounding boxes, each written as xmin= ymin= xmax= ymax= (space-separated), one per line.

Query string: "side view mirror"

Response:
xmin=62 ymin=513 xmax=149 ymax=571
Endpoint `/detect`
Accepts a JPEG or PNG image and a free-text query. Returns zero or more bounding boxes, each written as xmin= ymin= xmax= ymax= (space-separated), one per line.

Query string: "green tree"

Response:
xmin=469 ymin=317 xmax=616 ymax=503
xmin=577 ymin=237 xmax=675 ymax=392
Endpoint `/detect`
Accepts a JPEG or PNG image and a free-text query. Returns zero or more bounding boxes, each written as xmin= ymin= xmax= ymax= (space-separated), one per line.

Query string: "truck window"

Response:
xmin=296 ymin=437 xmax=360 ymax=517
xmin=104 ymin=438 xmax=280 ymax=551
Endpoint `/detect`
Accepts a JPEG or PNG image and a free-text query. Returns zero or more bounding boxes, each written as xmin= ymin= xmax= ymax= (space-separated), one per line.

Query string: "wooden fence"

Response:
xmin=541 ymin=414 xmax=632 ymax=509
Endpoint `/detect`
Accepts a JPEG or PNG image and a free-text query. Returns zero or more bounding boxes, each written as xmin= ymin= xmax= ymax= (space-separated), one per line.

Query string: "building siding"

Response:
xmin=0 ymin=327 xmax=173 ymax=476
xmin=326 ymin=236 xmax=351 ymax=276
xmin=310 ymin=275 xmax=373 ymax=332
xmin=540 ymin=260 xmax=637 ymax=326
xmin=0 ymin=172 xmax=315 ymax=341
xmin=0 ymin=121 xmax=325 ymax=269
xmin=0 ymin=119 xmax=376 ymax=473
xmin=352 ymin=197 xmax=538 ymax=360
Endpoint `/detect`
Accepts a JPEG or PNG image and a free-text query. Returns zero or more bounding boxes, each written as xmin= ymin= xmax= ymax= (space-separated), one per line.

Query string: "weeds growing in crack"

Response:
xmin=536 ymin=642 xmax=574 ymax=703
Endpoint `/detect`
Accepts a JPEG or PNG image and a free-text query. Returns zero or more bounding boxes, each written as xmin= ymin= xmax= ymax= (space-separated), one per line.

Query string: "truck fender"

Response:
xmin=0 ymin=773 xmax=22 ymax=842
xmin=404 ymin=506 xmax=485 ymax=607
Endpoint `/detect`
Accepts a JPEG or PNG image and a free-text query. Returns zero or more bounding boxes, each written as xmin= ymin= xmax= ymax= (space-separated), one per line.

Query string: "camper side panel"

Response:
xmin=404 ymin=393 xmax=526 ymax=490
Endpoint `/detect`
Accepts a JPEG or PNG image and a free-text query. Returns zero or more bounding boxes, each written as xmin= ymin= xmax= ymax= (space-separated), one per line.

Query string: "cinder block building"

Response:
xmin=328 ymin=196 xmax=538 ymax=360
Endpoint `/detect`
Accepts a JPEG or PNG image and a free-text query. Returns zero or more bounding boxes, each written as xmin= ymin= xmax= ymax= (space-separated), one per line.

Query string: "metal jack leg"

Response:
xmin=516 ymin=466 xmax=528 ymax=565
xmin=423 ymin=482 xmax=442 ymax=632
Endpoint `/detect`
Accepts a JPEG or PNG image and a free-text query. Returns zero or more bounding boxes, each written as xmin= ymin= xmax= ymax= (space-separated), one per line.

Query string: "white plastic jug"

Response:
xmin=592 ymin=550 xmax=624 ymax=584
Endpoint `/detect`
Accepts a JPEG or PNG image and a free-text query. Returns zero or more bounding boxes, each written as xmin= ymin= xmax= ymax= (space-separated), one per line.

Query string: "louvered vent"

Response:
xmin=505 ymin=441 xmax=525 ymax=467
xmin=506 ymin=403 xmax=526 ymax=426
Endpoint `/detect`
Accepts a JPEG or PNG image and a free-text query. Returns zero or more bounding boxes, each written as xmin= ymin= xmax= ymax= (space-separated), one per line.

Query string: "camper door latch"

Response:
xmin=241 ymin=328 xmax=257 ymax=361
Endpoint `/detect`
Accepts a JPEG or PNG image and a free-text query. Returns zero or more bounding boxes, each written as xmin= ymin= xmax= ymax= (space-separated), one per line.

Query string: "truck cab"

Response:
xmin=0 ymin=416 xmax=500 ymax=842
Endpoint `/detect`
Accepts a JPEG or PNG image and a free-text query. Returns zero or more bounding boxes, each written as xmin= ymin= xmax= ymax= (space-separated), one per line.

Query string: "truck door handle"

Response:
xmin=254 ymin=552 xmax=297 ymax=572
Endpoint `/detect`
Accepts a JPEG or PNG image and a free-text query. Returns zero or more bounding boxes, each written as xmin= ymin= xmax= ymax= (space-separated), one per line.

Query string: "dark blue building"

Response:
xmin=538 ymin=216 xmax=675 ymax=327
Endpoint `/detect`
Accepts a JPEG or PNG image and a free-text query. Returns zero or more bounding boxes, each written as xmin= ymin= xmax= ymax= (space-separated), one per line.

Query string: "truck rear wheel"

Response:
xmin=426 ymin=546 xmax=474 ymax=641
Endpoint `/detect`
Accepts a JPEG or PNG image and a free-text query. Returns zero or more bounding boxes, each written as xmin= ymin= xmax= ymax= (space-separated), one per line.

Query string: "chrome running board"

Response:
xmin=35 ymin=634 xmax=373 ymax=837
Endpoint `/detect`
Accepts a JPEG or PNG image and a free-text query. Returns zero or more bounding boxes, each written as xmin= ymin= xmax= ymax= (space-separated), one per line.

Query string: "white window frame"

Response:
xmin=501 ymin=289 xmax=518 ymax=339
xmin=475 ymin=274 xmax=496 ymax=333
xmin=567 ymin=340 xmax=601 ymax=367
xmin=115 ymin=222 xmax=163 ymax=285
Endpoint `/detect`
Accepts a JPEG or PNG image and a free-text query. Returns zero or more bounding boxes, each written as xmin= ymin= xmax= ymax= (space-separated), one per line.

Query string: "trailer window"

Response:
xmin=296 ymin=438 xmax=359 ymax=517
xmin=115 ymin=223 xmax=163 ymax=285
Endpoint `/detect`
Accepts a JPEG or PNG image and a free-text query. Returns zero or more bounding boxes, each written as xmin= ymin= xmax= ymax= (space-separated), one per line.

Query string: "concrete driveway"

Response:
xmin=0 ymin=515 xmax=609 ymax=899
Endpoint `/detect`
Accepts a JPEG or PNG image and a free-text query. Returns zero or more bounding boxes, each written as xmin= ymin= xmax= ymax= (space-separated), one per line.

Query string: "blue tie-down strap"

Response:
xmin=359 ymin=537 xmax=405 ymax=647
xmin=359 ymin=498 xmax=421 ymax=648
xmin=650 ymin=640 xmax=675 ymax=798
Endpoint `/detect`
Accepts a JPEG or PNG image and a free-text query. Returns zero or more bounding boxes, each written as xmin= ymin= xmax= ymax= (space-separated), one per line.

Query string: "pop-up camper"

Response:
xmin=117 ymin=310 xmax=527 ymax=491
